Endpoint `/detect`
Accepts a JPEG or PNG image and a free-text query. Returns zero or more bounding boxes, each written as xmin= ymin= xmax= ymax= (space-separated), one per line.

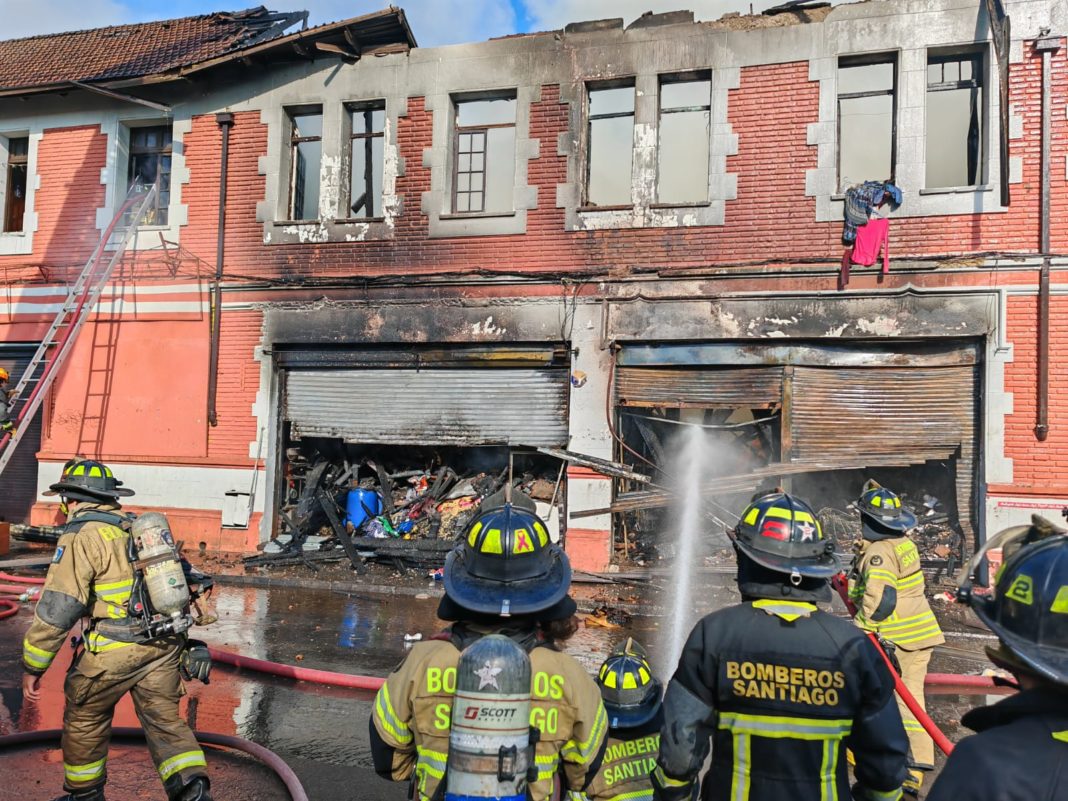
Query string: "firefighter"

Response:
xmin=0 ymin=366 xmax=16 ymax=434
xmin=926 ymin=517 xmax=1068 ymax=800
xmin=849 ymin=480 xmax=943 ymax=795
xmin=21 ymin=460 xmax=213 ymax=801
xmin=575 ymin=638 xmax=662 ymax=801
xmin=369 ymin=502 xmax=609 ymax=801
xmin=653 ymin=491 xmax=908 ymax=801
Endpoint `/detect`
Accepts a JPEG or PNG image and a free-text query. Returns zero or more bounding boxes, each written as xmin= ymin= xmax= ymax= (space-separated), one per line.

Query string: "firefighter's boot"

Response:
xmin=173 ymin=776 xmax=212 ymax=801
xmin=50 ymin=788 xmax=106 ymax=801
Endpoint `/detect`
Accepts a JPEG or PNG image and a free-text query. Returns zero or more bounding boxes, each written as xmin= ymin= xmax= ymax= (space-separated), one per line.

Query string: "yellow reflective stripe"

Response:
xmin=888 ymin=624 xmax=943 ymax=645
xmin=752 ymin=599 xmax=817 ymax=622
xmin=158 ymin=750 xmax=206 ymax=781
xmin=764 ymin=507 xmax=816 ymax=524
xmin=104 ymin=604 xmax=128 ymax=619
xmin=865 ymin=569 xmax=898 ymax=585
xmin=730 ymin=732 xmax=751 ymax=801
xmin=1052 ymin=730 xmax=1068 ymax=743
xmin=64 ymin=757 xmax=106 ymax=782
xmin=86 ymin=631 xmax=135 ymax=653
xmin=718 ymin=713 xmax=853 ymax=740
xmin=864 ymin=788 xmax=903 ymax=801
xmin=536 ymin=751 xmax=560 ymax=779
xmin=374 ymin=683 xmax=412 ymax=744
xmin=564 ymin=703 xmax=607 ymax=764
xmin=23 ymin=640 xmax=57 ymax=669
xmin=94 ymin=578 xmax=133 ymax=592
xmin=608 ymin=791 xmax=654 ymax=801
xmin=897 ymin=572 xmax=924 ymax=590
xmin=902 ymin=720 xmax=925 ymax=732
xmin=416 ymin=745 xmax=447 ymax=780
xmin=820 ymin=739 xmax=838 ymax=801
xmin=568 ymin=793 xmax=587 ymax=801
xmin=653 ymin=766 xmax=690 ymax=788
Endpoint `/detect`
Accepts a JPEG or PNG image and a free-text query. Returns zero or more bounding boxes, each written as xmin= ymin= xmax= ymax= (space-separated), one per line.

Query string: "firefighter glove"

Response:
xmin=875 ymin=635 xmax=901 ymax=675
xmin=180 ymin=639 xmax=212 ymax=684
xmin=651 ymin=766 xmax=696 ymax=801
xmin=1 ymin=420 xmax=15 ymax=435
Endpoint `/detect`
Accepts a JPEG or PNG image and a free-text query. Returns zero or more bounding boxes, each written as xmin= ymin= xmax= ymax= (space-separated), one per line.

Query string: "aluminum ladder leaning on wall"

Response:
xmin=0 ymin=184 xmax=159 ymax=478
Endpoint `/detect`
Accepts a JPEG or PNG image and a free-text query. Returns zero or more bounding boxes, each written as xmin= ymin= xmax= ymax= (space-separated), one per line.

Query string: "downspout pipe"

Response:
xmin=207 ymin=112 xmax=235 ymax=428
xmin=1034 ymin=35 xmax=1059 ymax=441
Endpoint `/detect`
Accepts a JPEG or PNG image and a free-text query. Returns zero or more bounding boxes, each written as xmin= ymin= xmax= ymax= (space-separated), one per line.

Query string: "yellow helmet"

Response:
xmin=0 ymin=367 xmax=9 ymax=382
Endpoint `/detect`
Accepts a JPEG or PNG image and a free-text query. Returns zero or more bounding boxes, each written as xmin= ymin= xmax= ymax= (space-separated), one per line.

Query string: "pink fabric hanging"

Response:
xmin=850 ymin=216 xmax=890 ymax=273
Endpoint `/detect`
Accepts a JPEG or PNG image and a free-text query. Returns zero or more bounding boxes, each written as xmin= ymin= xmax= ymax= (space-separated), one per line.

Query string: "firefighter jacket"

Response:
xmin=573 ymin=714 xmax=661 ymax=801
xmin=370 ymin=632 xmax=609 ymax=801
xmin=849 ymin=536 xmax=944 ymax=651
xmin=926 ymin=687 xmax=1068 ymax=801
xmin=654 ymin=599 xmax=908 ymax=801
xmin=22 ymin=504 xmax=144 ymax=675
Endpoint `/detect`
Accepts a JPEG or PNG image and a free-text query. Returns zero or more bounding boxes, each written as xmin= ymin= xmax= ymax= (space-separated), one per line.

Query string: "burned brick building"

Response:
xmin=0 ymin=0 xmax=1064 ymax=571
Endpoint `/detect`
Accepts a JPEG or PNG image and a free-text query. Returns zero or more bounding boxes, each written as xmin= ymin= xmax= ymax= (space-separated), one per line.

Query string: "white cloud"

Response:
xmin=521 ymin=0 xmax=784 ymax=31
xmin=0 ymin=0 xmax=129 ymax=38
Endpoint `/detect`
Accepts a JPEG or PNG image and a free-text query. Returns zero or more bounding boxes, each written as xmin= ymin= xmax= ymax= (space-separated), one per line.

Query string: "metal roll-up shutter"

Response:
xmin=0 ymin=349 xmax=42 ymax=523
xmin=285 ymin=368 xmax=569 ymax=447
xmin=615 ymin=366 xmax=784 ymax=408
xmin=787 ymin=365 xmax=977 ymax=531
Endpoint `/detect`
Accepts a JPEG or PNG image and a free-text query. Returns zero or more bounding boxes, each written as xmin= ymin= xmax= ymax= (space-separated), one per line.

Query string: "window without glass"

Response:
xmin=658 ymin=76 xmax=711 ymax=204
xmin=838 ymin=56 xmax=896 ymax=192
xmin=586 ymin=84 xmax=634 ymax=207
xmin=926 ymin=52 xmax=984 ymax=188
xmin=128 ymin=126 xmax=171 ymax=225
xmin=453 ymin=96 xmax=516 ymax=214
xmin=288 ymin=110 xmax=323 ymax=220
xmin=348 ymin=103 xmax=385 ymax=218
xmin=3 ymin=137 xmax=28 ymax=233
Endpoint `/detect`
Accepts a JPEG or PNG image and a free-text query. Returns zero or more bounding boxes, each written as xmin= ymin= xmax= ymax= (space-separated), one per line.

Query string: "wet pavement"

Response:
xmin=0 ymin=568 xmax=1008 ymax=800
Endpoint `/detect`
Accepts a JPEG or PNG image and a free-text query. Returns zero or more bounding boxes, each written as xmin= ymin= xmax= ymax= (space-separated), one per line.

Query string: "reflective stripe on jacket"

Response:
xmin=850 ymin=537 xmax=944 ymax=651
xmin=581 ymin=719 xmax=660 ymax=801
xmin=371 ymin=636 xmax=608 ymax=801
xmin=22 ymin=504 xmax=136 ymax=673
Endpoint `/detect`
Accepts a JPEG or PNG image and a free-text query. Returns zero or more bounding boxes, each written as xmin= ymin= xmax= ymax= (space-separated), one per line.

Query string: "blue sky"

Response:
xmin=1 ymin=0 xmax=781 ymax=45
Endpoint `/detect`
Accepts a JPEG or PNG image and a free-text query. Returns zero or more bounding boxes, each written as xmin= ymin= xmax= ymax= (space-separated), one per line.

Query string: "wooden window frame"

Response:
xmin=347 ymin=101 xmax=385 ymax=219
xmin=2 ymin=136 xmax=28 ymax=234
xmin=127 ymin=124 xmax=172 ymax=225
xmin=287 ymin=108 xmax=323 ymax=221
xmin=451 ymin=96 xmax=516 ymax=215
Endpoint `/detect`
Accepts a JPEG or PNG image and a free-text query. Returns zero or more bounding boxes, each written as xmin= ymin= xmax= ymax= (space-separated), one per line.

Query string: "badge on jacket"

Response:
xmin=52 ymin=545 xmax=65 ymax=564
xmin=870 ymin=555 xmax=883 ymax=566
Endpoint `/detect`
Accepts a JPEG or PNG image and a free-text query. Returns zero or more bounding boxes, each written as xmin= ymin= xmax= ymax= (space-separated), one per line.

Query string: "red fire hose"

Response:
xmin=0 ymin=584 xmax=38 ymax=595
xmin=208 ymin=648 xmax=385 ymax=690
xmin=831 ymin=573 xmax=956 ymax=756
xmin=0 ymin=598 xmax=20 ymax=620
xmin=0 ymin=572 xmax=46 ymax=585
xmin=0 ymin=727 xmax=309 ymax=801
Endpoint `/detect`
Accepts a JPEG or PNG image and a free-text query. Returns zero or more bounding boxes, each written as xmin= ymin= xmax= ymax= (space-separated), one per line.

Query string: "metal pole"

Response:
xmin=1034 ymin=36 xmax=1059 ymax=441
xmin=207 ymin=113 xmax=235 ymax=428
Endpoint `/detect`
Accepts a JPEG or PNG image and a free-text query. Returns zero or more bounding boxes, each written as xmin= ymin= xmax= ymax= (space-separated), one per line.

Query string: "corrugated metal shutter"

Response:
xmin=285 ymin=368 xmax=569 ymax=447
xmin=616 ymin=367 xmax=783 ymax=408
xmin=0 ymin=349 xmax=42 ymax=523
xmin=787 ymin=365 xmax=977 ymax=531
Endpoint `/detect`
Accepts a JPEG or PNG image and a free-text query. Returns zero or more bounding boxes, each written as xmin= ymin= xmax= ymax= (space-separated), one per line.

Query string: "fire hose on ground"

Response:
xmin=0 ymin=728 xmax=309 ymax=801
xmin=0 ymin=598 xmax=20 ymax=620
xmin=0 ymin=571 xmax=46 ymax=585
xmin=831 ymin=574 xmax=956 ymax=756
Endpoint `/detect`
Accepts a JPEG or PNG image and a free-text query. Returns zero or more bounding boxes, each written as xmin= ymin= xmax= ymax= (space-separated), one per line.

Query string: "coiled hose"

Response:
xmin=0 ymin=727 xmax=309 ymax=801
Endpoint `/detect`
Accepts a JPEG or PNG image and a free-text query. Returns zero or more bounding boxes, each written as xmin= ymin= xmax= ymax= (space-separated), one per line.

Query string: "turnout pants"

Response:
xmin=895 ymin=647 xmax=934 ymax=769
xmin=62 ymin=639 xmax=207 ymax=797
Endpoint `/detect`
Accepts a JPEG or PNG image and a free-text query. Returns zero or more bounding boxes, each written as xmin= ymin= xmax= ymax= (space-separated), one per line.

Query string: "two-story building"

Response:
xmin=0 ymin=0 xmax=1064 ymax=571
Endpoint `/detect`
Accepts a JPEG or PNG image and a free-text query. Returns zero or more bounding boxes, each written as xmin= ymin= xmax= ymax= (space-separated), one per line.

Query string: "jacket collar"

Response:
xmin=962 ymin=687 xmax=1068 ymax=733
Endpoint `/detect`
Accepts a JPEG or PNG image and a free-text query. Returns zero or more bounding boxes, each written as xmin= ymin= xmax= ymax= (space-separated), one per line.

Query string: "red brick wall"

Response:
xmin=207 ymin=309 xmax=263 ymax=465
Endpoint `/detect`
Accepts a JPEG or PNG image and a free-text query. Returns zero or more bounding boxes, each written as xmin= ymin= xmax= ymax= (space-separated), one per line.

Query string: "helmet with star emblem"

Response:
xmin=443 ymin=503 xmax=572 ymax=618
xmin=857 ymin=479 xmax=917 ymax=541
xmin=596 ymin=639 xmax=662 ymax=728
xmin=959 ymin=517 xmax=1068 ymax=685
xmin=733 ymin=491 xmax=840 ymax=579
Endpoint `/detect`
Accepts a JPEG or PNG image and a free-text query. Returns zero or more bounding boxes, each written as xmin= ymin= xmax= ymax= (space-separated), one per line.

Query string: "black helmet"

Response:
xmin=733 ymin=492 xmax=840 ymax=579
xmin=960 ymin=516 xmax=1068 ymax=685
xmin=43 ymin=459 xmax=134 ymax=503
xmin=596 ymin=640 xmax=662 ymax=729
xmin=443 ymin=503 xmax=571 ymax=618
xmin=858 ymin=480 xmax=916 ymax=540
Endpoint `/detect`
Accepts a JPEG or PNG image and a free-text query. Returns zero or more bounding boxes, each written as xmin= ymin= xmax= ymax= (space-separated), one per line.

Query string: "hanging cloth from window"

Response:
xmin=850 ymin=216 xmax=890 ymax=272
xmin=843 ymin=180 xmax=902 ymax=243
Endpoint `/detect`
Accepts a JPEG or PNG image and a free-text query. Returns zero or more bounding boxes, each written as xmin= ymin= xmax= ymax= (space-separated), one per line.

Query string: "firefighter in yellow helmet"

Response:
xmin=571 ymin=639 xmax=663 ymax=801
xmin=653 ymin=492 xmax=908 ymax=801
xmin=369 ymin=502 xmax=608 ymax=801
xmin=0 ymin=366 xmax=17 ymax=435
xmin=22 ymin=460 xmax=214 ymax=801
xmin=849 ymin=480 xmax=944 ymax=796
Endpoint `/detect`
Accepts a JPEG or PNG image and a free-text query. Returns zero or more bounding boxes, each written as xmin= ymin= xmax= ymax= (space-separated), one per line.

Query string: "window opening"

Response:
xmin=926 ymin=51 xmax=984 ymax=188
xmin=288 ymin=110 xmax=323 ymax=220
xmin=586 ymin=84 xmax=634 ymax=207
xmin=128 ymin=126 xmax=171 ymax=225
xmin=657 ymin=76 xmax=711 ymax=204
xmin=452 ymin=96 xmax=516 ymax=214
xmin=837 ymin=56 xmax=896 ymax=192
xmin=348 ymin=103 xmax=385 ymax=218
xmin=3 ymin=136 xmax=28 ymax=233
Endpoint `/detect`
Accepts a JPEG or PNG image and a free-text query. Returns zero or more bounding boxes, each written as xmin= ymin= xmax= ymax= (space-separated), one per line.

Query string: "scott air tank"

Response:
xmin=447 ymin=634 xmax=534 ymax=801
xmin=131 ymin=512 xmax=190 ymax=617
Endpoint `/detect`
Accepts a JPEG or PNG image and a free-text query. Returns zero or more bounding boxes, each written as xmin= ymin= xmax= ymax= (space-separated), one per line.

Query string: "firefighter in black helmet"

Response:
xmin=653 ymin=491 xmax=908 ymax=801
xmin=926 ymin=516 xmax=1068 ymax=801
xmin=370 ymin=502 xmax=608 ymax=801
xmin=576 ymin=639 xmax=663 ymax=801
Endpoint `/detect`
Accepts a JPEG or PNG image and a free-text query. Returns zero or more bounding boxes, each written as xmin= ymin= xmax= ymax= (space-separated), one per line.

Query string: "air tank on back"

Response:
xmin=131 ymin=512 xmax=189 ymax=617
xmin=446 ymin=634 xmax=534 ymax=801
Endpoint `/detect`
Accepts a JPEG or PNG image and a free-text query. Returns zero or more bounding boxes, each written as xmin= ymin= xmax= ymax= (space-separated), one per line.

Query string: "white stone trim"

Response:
xmin=0 ymin=130 xmax=40 ymax=255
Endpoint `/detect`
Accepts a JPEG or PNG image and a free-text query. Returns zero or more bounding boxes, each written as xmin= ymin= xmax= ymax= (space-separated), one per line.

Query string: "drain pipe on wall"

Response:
xmin=207 ymin=112 xmax=235 ymax=428
xmin=1034 ymin=33 xmax=1059 ymax=441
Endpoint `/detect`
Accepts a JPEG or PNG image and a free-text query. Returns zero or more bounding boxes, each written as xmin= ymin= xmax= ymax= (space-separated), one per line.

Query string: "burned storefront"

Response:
xmin=602 ymin=291 xmax=989 ymax=573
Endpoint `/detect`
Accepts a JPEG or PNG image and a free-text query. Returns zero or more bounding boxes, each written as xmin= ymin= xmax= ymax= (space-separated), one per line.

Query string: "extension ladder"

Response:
xmin=0 ymin=184 xmax=159 ymax=478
